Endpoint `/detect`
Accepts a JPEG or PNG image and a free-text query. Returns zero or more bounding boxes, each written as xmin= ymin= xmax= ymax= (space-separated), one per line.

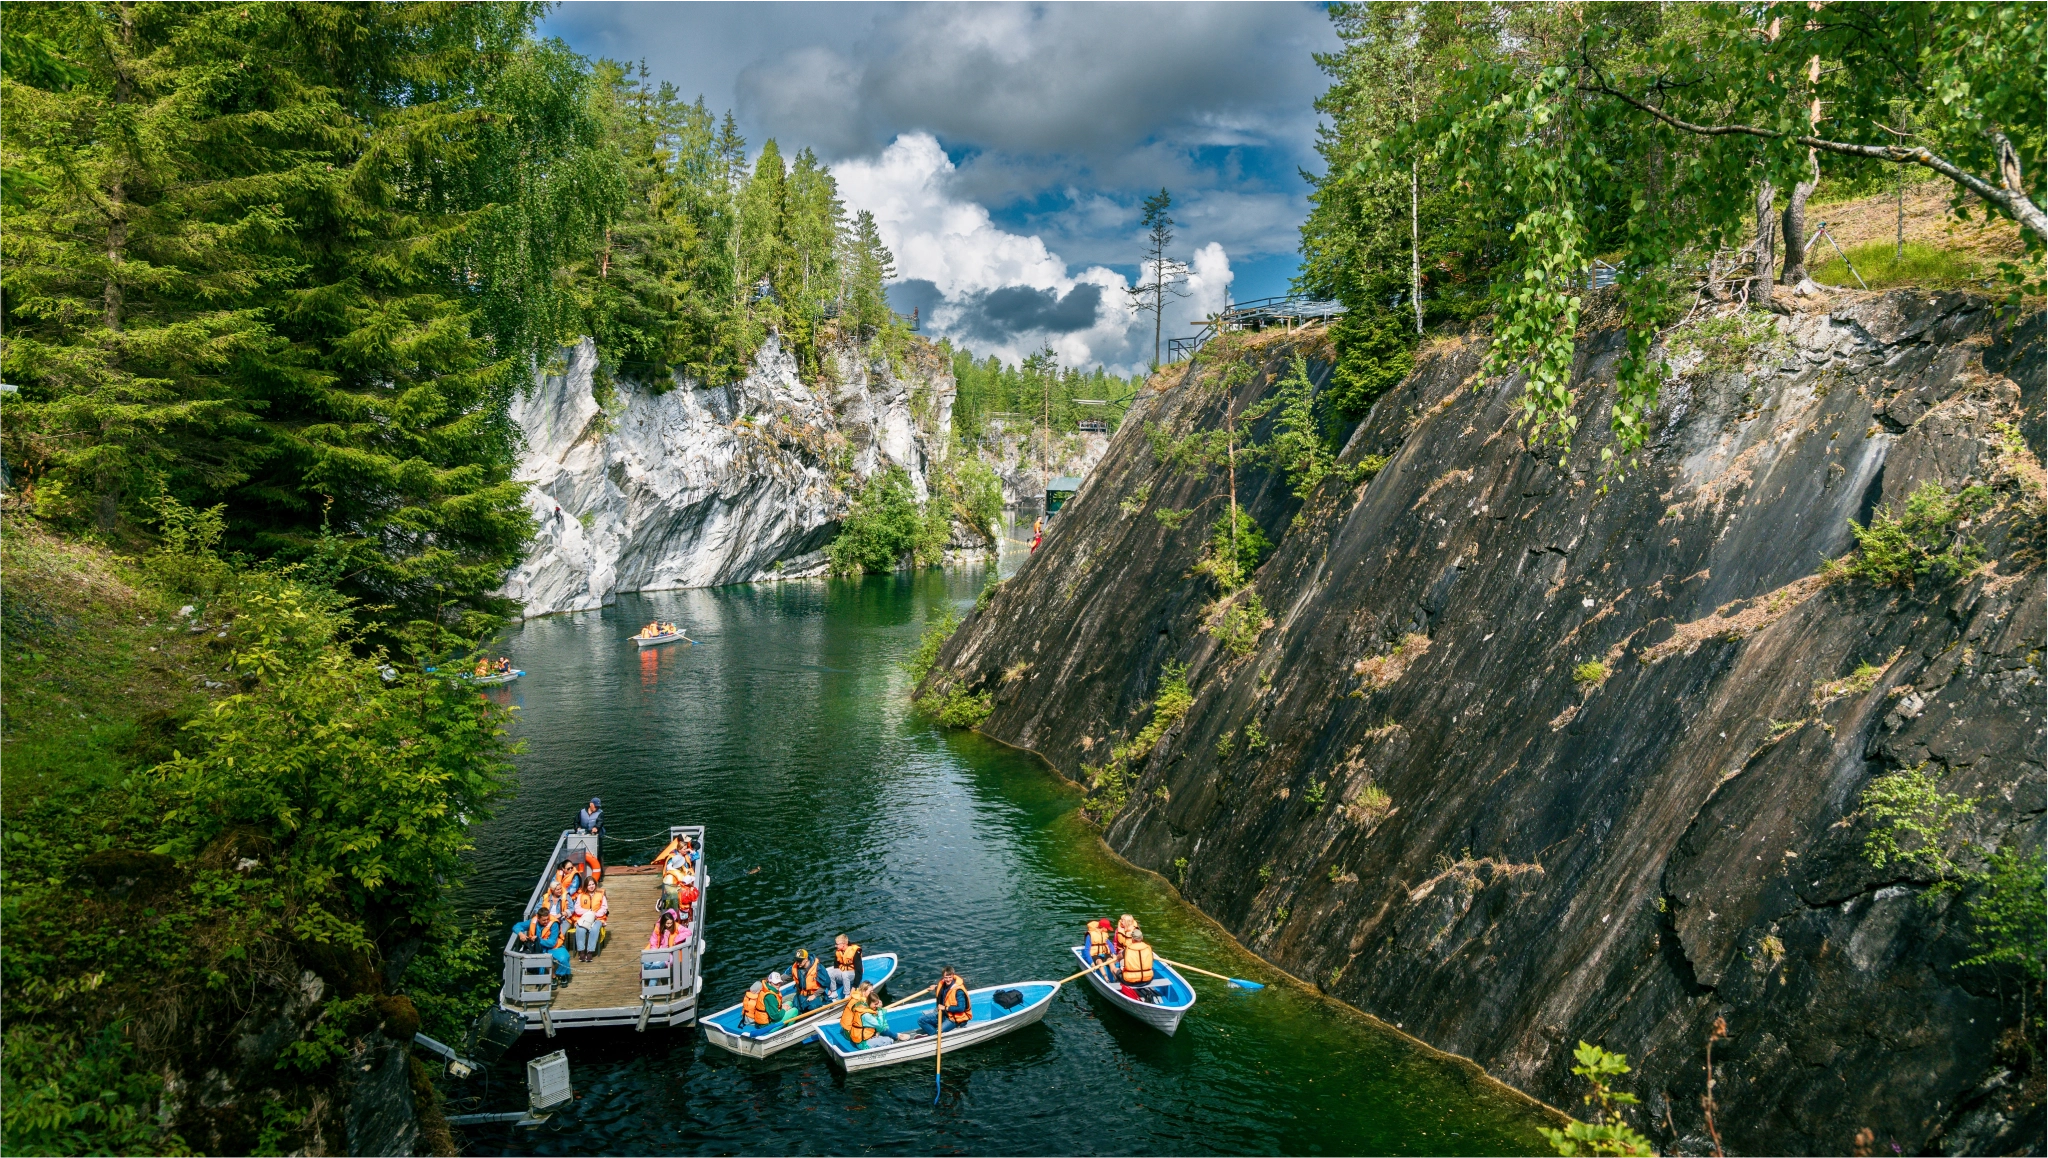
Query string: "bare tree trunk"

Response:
xmin=1751 ymin=182 xmax=1777 ymax=305
xmin=1780 ymin=150 xmax=1819 ymax=288
xmin=1410 ymin=159 xmax=1423 ymax=336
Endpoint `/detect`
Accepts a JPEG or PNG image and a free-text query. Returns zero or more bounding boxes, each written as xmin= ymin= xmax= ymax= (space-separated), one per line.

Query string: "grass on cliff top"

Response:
xmin=1811 ymin=239 xmax=2001 ymax=293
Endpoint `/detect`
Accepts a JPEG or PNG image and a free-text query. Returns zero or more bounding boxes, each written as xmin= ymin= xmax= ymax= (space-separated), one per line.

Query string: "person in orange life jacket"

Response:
xmin=514 ymin=907 xmax=573 ymax=981
xmin=825 ymin=934 xmax=864 ymax=1000
xmin=916 ymin=967 xmax=971 ymax=1037
xmin=1118 ymin=929 xmax=1158 ymax=1000
xmin=572 ymin=883 xmax=608 ymax=961
xmin=1113 ymin=913 xmax=1139 ymax=954
xmin=659 ymin=859 xmax=692 ymax=911
xmin=789 ymin=949 xmax=827 ymax=1012
xmin=648 ymin=833 xmax=698 ymax=870
xmin=740 ymin=973 xmax=796 ymax=1036
xmin=840 ymin=982 xmax=885 ymax=1047
xmin=551 ymin=858 xmax=582 ymax=897
xmin=1086 ymin=918 xmax=1117 ymax=977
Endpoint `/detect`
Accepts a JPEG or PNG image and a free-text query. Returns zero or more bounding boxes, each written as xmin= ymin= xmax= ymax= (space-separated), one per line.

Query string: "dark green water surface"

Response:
xmin=457 ymin=568 xmax=1551 ymax=1156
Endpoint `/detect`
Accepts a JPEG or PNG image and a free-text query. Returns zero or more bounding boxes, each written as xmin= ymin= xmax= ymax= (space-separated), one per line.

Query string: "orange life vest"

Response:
xmin=834 ymin=942 xmax=860 ymax=968
xmin=1120 ymin=942 xmax=1155 ymax=986
xmin=937 ymin=977 xmax=972 ymax=1025
xmin=1086 ymin=922 xmax=1111 ymax=956
xmin=741 ymin=986 xmax=772 ymax=1026
xmin=793 ymin=957 xmax=822 ymax=996
xmin=841 ymin=997 xmax=878 ymax=1044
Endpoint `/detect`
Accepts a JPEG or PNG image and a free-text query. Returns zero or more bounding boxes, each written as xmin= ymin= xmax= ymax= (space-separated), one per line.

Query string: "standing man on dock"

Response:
xmin=826 ymin=934 xmax=865 ymax=1001
xmin=576 ymin=797 xmax=603 ymax=834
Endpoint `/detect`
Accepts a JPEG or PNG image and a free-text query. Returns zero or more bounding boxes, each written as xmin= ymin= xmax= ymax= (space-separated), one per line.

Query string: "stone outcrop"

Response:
xmin=926 ymin=292 xmax=2045 ymax=1154
xmin=499 ymin=333 xmax=958 ymax=617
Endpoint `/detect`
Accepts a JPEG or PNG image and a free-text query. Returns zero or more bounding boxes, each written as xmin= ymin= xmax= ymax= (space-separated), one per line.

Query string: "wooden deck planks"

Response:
xmin=556 ymin=870 xmax=661 ymax=1012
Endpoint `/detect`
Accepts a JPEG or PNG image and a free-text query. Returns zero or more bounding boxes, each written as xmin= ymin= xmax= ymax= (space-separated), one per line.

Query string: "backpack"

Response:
xmin=993 ymin=989 xmax=1024 ymax=1009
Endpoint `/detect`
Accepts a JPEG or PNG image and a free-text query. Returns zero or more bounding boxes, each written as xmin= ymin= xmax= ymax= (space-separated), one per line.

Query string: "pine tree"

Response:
xmin=1127 ymin=188 xmax=1190 ymax=369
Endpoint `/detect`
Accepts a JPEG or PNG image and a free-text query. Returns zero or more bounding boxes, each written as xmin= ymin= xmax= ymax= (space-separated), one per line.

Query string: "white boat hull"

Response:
xmin=815 ymin=981 xmax=1059 ymax=1073
xmin=700 ymin=952 xmax=900 ymax=1059
xmin=1069 ymin=946 xmax=1193 ymax=1035
xmin=635 ymin=632 xmax=687 ymax=648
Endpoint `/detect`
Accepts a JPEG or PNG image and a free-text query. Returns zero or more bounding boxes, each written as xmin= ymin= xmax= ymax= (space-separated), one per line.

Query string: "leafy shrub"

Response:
xmin=142 ymin=491 xmax=233 ymax=599
xmin=974 ymin=571 xmax=1003 ymax=614
xmin=1830 ymin=481 xmax=1994 ymax=589
xmin=1538 ymin=1042 xmax=1656 ymax=1156
xmin=905 ymin=607 xmax=959 ymax=685
xmin=1859 ymin=764 xmax=1978 ymax=894
xmin=914 ymin=686 xmax=992 ymax=728
xmin=827 ymin=466 xmax=928 ymax=574
xmin=1215 ymin=730 xmax=1236 ymax=758
xmin=1244 ymin=718 xmax=1268 ymax=753
xmin=1085 ymin=663 xmax=1195 ymax=820
xmin=1572 ymin=659 xmax=1608 ymax=689
xmin=1154 ymin=506 xmax=1193 ymax=530
xmin=1208 ymin=588 xmax=1272 ymax=657
xmin=1961 ymin=845 xmax=2048 ymax=980
xmin=1198 ymin=508 xmax=1272 ymax=591
xmin=1119 ymin=481 xmax=1153 ymax=517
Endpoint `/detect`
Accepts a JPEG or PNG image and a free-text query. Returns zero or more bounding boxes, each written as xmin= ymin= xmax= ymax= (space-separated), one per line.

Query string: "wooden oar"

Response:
xmin=881 ymin=984 xmax=933 ymax=1012
xmin=1157 ymin=956 xmax=1266 ymax=990
xmin=932 ymin=990 xmax=946 ymax=1105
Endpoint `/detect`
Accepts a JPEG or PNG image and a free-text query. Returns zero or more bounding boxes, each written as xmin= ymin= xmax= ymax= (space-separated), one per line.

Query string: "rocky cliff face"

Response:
xmin=927 ymin=291 xmax=2045 ymax=1154
xmin=499 ymin=333 xmax=957 ymax=617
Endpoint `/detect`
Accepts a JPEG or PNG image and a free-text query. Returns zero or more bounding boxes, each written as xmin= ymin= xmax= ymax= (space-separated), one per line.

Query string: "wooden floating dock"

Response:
xmin=498 ymin=825 xmax=707 ymax=1035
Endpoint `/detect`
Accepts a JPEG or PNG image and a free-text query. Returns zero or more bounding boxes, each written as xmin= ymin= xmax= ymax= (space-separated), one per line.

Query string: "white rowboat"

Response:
xmin=1068 ymin=945 xmax=1194 ymax=1035
xmin=813 ymin=981 xmax=1058 ymax=1073
xmin=469 ymin=669 xmax=524 ymax=686
xmin=699 ymin=952 xmax=901 ymax=1059
xmin=635 ymin=631 xmax=688 ymax=648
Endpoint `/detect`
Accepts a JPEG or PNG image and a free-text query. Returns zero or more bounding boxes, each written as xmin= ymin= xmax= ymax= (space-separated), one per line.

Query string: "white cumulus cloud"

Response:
xmin=836 ymin=133 xmax=1233 ymax=375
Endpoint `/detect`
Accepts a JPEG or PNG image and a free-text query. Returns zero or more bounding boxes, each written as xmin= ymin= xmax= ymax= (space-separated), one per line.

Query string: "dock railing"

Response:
xmin=501 ymin=828 xmax=603 ymax=1010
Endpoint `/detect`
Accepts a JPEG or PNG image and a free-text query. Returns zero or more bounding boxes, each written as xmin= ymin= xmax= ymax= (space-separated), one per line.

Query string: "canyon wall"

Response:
xmin=499 ymin=333 xmax=959 ymax=617
xmin=925 ymin=291 xmax=2045 ymax=1154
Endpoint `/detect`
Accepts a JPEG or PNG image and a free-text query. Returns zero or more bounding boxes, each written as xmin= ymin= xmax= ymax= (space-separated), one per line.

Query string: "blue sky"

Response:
xmin=540 ymin=2 xmax=1339 ymax=372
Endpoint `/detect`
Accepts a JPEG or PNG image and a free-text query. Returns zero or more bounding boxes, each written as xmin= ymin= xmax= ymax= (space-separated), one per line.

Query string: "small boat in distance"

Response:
xmin=1068 ymin=945 xmax=1194 ymax=1035
xmin=700 ymin=952 xmax=902 ymax=1059
xmin=813 ymin=981 xmax=1058 ymax=1073
xmin=634 ymin=621 xmax=690 ymax=648
xmin=470 ymin=668 xmax=524 ymax=686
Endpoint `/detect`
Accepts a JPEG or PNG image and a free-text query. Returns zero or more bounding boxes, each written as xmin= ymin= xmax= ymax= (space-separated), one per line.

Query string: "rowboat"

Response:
xmin=813 ymin=981 xmax=1058 ymax=1072
xmin=1068 ymin=946 xmax=1195 ymax=1035
xmin=635 ymin=631 xmax=689 ymax=648
xmin=699 ymin=952 xmax=901 ymax=1059
xmin=470 ymin=669 xmax=524 ymax=686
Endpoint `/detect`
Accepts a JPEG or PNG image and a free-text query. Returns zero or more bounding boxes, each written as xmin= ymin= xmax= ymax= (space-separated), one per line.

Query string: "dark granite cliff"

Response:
xmin=922 ymin=291 xmax=2045 ymax=1155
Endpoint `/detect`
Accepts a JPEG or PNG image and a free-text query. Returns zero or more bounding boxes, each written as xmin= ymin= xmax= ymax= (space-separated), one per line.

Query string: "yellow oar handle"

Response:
xmin=1157 ymin=956 xmax=1239 ymax=985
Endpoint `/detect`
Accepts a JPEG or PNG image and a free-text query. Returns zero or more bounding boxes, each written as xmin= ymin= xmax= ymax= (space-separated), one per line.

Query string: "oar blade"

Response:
xmin=1226 ymin=978 xmax=1266 ymax=990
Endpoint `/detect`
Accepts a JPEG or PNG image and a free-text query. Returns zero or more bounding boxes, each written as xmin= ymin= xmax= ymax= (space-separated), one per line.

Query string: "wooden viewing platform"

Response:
xmin=499 ymin=825 xmax=707 ymax=1035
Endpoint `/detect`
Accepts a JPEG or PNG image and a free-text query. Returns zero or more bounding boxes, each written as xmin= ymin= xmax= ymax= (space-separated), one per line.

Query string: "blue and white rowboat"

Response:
xmin=813 ymin=981 xmax=1058 ymax=1072
xmin=635 ymin=631 xmax=688 ymax=648
xmin=1068 ymin=946 xmax=1195 ymax=1035
xmin=700 ymin=952 xmax=900 ymax=1059
xmin=469 ymin=669 xmax=523 ymax=686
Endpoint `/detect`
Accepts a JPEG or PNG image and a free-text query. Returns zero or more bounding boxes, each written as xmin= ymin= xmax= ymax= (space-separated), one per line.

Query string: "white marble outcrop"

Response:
xmin=498 ymin=334 xmax=955 ymax=617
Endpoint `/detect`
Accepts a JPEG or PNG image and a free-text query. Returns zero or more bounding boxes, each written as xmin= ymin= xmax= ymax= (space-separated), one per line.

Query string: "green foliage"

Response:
xmin=1 ymin=1023 xmax=181 ymax=1157
xmin=1216 ymin=730 xmax=1237 ymax=758
xmin=914 ymin=686 xmax=993 ymax=729
xmin=1538 ymin=1042 xmax=1656 ymax=1157
xmin=1859 ymin=765 xmax=1978 ymax=893
xmin=906 ymin=607 xmax=960 ymax=686
xmin=1209 ymin=588 xmax=1272 ymax=658
xmin=1834 ymin=481 xmax=1994 ymax=588
xmin=1322 ymin=311 xmax=1418 ymax=423
xmin=1245 ymin=718 xmax=1269 ymax=753
xmin=1154 ymin=507 xmax=1194 ymax=531
xmin=1811 ymin=239 xmax=1998 ymax=292
xmin=1257 ymin=356 xmax=1343 ymax=499
xmin=141 ymin=491 xmax=233 ymax=600
xmin=974 ymin=570 xmax=1004 ymax=614
xmin=929 ymin=455 xmax=1004 ymax=545
xmin=1664 ymin=312 xmax=1788 ymax=377
xmin=2 ymin=3 xmax=615 ymax=620
xmin=1572 ymin=660 xmax=1609 ymax=689
xmin=1120 ymin=481 xmax=1154 ymax=517
xmin=948 ymin=341 xmax=1141 ymax=447
xmin=1960 ymin=846 xmax=2048 ymax=980
xmin=1305 ymin=779 xmax=1328 ymax=807
xmin=1408 ymin=2 xmax=2045 ymax=466
xmin=406 ymin=916 xmax=503 ymax=1046
xmin=826 ymin=467 xmax=928 ymax=574
xmin=1198 ymin=509 xmax=1273 ymax=591
xmin=1086 ymin=663 xmax=1195 ymax=820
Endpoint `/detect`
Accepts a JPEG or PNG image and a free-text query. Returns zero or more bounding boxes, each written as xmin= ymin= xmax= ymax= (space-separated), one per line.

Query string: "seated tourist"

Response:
xmin=572 ymin=884 xmax=609 ymax=963
xmin=840 ymin=982 xmax=885 ymax=1049
xmin=646 ymin=910 xmax=688 ymax=950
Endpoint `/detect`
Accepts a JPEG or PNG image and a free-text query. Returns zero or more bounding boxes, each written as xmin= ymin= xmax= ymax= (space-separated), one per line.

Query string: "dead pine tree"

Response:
xmin=1127 ymin=188 xmax=1191 ymax=369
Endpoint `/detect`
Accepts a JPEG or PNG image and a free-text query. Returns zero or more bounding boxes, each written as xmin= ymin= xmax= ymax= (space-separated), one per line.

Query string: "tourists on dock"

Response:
xmin=841 ymin=982 xmax=885 ymax=1049
xmin=648 ymin=832 xmax=696 ymax=868
xmin=789 ymin=949 xmax=827 ymax=1012
xmin=658 ymin=857 xmax=691 ymax=912
xmin=826 ymin=934 xmax=864 ymax=1000
xmin=576 ymin=797 xmax=603 ymax=834
xmin=1118 ymin=928 xmax=1157 ymax=1000
xmin=552 ymin=858 xmax=582 ymax=897
xmin=646 ymin=909 xmax=689 ymax=951
xmin=572 ymin=882 xmax=609 ymax=962
xmin=915 ymin=967 xmax=972 ymax=1037
xmin=513 ymin=905 xmax=548 ymax=952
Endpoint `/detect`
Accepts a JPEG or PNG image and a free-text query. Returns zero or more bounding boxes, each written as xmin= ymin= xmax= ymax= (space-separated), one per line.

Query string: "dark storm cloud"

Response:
xmin=955 ymin=284 xmax=1103 ymax=342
